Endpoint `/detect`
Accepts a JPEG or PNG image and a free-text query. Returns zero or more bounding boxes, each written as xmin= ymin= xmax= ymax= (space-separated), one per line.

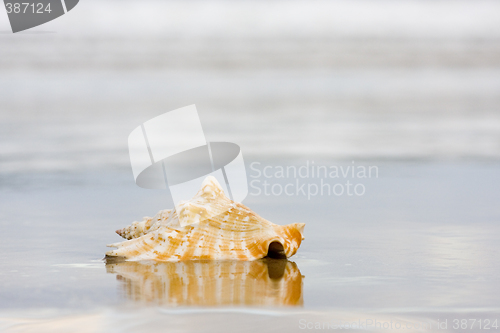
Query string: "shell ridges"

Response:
xmin=106 ymin=176 xmax=305 ymax=261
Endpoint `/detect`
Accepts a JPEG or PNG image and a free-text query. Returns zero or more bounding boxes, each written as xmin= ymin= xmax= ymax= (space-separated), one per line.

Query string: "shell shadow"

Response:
xmin=105 ymin=258 xmax=303 ymax=307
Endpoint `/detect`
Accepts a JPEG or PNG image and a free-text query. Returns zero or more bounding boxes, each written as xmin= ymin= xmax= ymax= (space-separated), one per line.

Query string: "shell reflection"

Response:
xmin=106 ymin=259 xmax=303 ymax=306
xmin=106 ymin=176 xmax=305 ymax=261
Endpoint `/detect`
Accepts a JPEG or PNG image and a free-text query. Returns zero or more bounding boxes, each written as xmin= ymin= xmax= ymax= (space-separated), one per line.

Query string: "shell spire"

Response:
xmin=106 ymin=176 xmax=305 ymax=261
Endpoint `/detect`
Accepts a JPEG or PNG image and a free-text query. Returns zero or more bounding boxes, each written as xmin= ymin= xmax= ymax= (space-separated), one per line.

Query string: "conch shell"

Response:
xmin=106 ymin=176 xmax=305 ymax=261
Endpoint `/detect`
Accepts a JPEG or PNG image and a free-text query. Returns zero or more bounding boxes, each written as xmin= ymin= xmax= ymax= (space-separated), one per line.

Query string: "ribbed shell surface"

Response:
xmin=106 ymin=176 xmax=305 ymax=261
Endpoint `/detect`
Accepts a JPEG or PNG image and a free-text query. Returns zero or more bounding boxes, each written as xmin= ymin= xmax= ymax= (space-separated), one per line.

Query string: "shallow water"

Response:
xmin=1 ymin=1 xmax=500 ymax=330
xmin=0 ymin=160 xmax=499 ymax=332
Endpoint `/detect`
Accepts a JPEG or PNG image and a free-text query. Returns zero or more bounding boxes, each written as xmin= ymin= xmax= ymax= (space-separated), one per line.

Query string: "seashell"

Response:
xmin=106 ymin=176 xmax=305 ymax=261
xmin=106 ymin=259 xmax=303 ymax=306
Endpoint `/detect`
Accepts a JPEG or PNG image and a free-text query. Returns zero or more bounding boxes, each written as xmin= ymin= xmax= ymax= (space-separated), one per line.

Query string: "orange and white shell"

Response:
xmin=106 ymin=176 xmax=305 ymax=261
